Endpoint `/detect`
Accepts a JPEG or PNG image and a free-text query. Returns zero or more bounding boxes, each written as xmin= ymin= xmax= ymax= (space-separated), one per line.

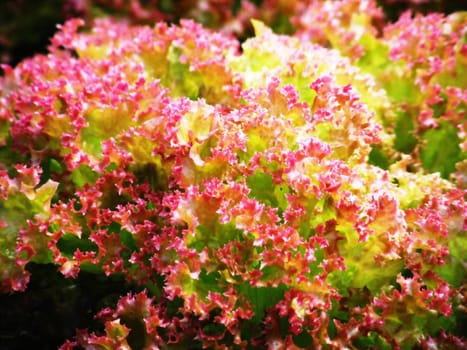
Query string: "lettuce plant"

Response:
xmin=0 ymin=3 xmax=466 ymax=349
xmin=292 ymin=1 xmax=466 ymax=180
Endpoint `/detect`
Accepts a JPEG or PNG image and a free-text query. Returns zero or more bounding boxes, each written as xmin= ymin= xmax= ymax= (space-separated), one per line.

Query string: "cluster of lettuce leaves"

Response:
xmin=0 ymin=1 xmax=466 ymax=349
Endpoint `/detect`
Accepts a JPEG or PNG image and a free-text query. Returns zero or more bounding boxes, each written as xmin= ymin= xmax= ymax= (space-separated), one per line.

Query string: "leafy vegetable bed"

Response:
xmin=0 ymin=1 xmax=465 ymax=348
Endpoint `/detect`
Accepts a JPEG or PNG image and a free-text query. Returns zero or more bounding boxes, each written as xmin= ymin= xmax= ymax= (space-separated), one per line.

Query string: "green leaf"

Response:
xmin=166 ymin=44 xmax=201 ymax=100
xmin=236 ymin=282 xmax=288 ymax=324
xmin=383 ymin=66 xmax=418 ymax=104
xmin=0 ymin=118 xmax=10 ymax=146
xmin=272 ymin=13 xmax=294 ymax=35
xmin=202 ymin=323 xmax=227 ymax=337
xmin=49 ymin=158 xmax=64 ymax=173
xmin=71 ymin=164 xmax=99 ymax=188
xmin=244 ymin=133 xmax=268 ymax=159
xmin=308 ymin=248 xmax=324 ymax=278
xmin=187 ymin=223 xmax=243 ymax=251
xmin=198 ymin=269 xmax=223 ymax=295
xmin=353 ymin=332 xmax=392 ymax=350
xmin=436 ymin=236 xmax=467 ymax=288
xmin=107 ymin=221 xmax=121 ymax=234
xmin=292 ymin=330 xmax=313 ymax=348
xmin=120 ymin=229 xmax=137 ymax=252
xmin=420 ymin=121 xmax=464 ymax=178
xmin=246 ymin=171 xmax=280 ymax=208
xmin=283 ymin=73 xmax=317 ymax=106
xmin=327 ymin=268 xmax=355 ymax=297
xmin=32 ymin=180 xmax=59 ymax=215
xmin=260 ymin=265 xmax=284 ymax=282
xmin=57 ymin=233 xmax=98 ymax=257
xmin=328 ymin=299 xmax=349 ymax=323
xmin=357 ymin=33 xmax=390 ymax=74
xmin=368 ymin=145 xmax=390 ymax=170
xmin=186 ymin=270 xmax=224 ymax=301
xmin=394 ymin=110 xmax=417 ymax=153
xmin=79 ymin=127 xmax=103 ymax=156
